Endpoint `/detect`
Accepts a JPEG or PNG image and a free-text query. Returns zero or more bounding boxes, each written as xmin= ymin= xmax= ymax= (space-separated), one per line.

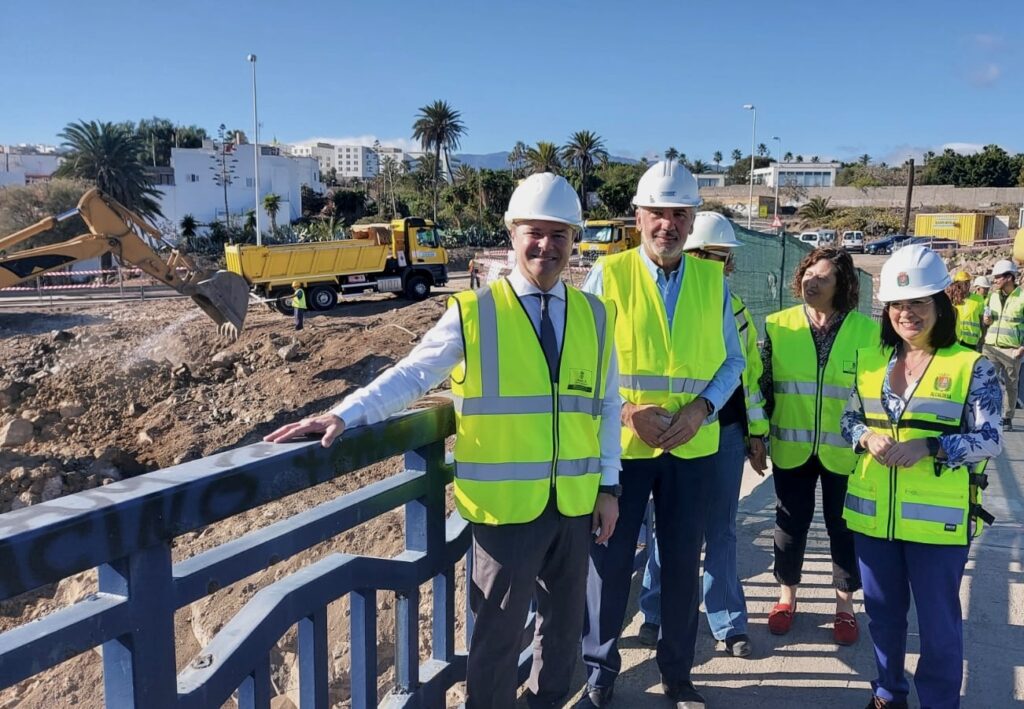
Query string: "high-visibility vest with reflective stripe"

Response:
xmin=984 ymin=287 xmax=1024 ymax=347
xmin=765 ymin=306 xmax=879 ymax=474
xmin=843 ymin=344 xmax=983 ymax=545
xmin=293 ymin=288 xmax=307 ymax=310
xmin=955 ymin=297 xmax=984 ymax=346
xmin=601 ymin=249 xmax=726 ymax=459
xmin=967 ymin=292 xmax=985 ymax=305
xmin=449 ymin=278 xmax=614 ymax=525
xmin=732 ymin=294 xmax=769 ymax=437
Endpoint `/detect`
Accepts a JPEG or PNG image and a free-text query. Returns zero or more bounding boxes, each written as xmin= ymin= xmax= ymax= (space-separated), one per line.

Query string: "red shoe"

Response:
xmin=768 ymin=603 xmax=796 ymax=635
xmin=834 ymin=612 xmax=859 ymax=645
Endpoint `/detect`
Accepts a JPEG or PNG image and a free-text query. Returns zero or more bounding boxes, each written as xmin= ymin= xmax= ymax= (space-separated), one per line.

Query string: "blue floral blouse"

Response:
xmin=841 ymin=352 xmax=1003 ymax=465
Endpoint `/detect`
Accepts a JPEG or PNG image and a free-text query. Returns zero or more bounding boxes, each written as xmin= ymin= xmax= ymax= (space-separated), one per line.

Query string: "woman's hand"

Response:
xmin=883 ymin=439 xmax=931 ymax=468
xmin=862 ymin=431 xmax=896 ymax=465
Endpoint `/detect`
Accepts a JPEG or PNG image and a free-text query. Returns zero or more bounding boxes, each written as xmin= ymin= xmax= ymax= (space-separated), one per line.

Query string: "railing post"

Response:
xmin=350 ymin=589 xmax=377 ymax=709
xmin=298 ymin=609 xmax=329 ymax=708
xmin=394 ymin=587 xmax=420 ymax=693
xmin=98 ymin=544 xmax=177 ymax=708
xmin=237 ymin=655 xmax=272 ymax=709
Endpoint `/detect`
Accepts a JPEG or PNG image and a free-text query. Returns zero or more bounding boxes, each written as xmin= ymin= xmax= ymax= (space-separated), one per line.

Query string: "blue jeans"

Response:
xmin=856 ymin=533 xmax=970 ymax=709
xmin=640 ymin=423 xmax=748 ymax=639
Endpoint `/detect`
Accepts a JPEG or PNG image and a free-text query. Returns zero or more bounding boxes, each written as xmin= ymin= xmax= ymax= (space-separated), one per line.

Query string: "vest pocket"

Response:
xmin=843 ymin=478 xmax=880 ymax=532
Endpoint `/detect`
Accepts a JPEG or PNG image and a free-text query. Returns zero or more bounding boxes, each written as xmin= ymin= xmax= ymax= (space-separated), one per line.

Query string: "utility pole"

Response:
xmin=902 ymin=158 xmax=915 ymax=235
xmin=247 ymin=54 xmax=262 ymax=245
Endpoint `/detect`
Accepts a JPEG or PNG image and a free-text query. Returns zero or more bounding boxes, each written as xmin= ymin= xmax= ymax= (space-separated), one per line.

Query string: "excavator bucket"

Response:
xmin=189 ymin=270 xmax=251 ymax=339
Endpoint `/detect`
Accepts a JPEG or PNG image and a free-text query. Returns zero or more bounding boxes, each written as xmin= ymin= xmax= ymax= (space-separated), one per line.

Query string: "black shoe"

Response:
xmin=573 ymin=685 xmax=614 ymax=709
xmin=716 ymin=633 xmax=752 ymax=658
xmin=865 ymin=695 xmax=908 ymax=709
xmin=661 ymin=679 xmax=705 ymax=708
xmin=1003 ymin=418 xmax=1013 ymax=432
xmin=637 ymin=621 xmax=659 ymax=646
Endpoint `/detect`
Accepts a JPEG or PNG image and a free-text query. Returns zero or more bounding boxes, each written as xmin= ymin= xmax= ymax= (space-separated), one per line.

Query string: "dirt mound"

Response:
xmin=0 ymin=292 xmax=468 ymax=707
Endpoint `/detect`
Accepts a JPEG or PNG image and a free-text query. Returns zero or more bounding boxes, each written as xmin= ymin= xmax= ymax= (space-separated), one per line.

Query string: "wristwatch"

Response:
xmin=598 ymin=484 xmax=623 ymax=497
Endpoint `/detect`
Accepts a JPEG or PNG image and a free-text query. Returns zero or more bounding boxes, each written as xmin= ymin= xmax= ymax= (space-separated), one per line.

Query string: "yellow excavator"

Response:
xmin=0 ymin=188 xmax=249 ymax=337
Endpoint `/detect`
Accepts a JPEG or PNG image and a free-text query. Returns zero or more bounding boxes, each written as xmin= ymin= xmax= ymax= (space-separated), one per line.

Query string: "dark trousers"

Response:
xmin=582 ymin=453 xmax=710 ymax=688
xmin=773 ymin=455 xmax=860 ymax=591
xmin=294 ymin=307 xmax=304 ymax=330
xmin=856 ymin=533 xmax=970 ymax=708
xmin=469 ymin=272 xmax=481 ymax=289
xmin=467 ymin=498 xmax=591 ymax=709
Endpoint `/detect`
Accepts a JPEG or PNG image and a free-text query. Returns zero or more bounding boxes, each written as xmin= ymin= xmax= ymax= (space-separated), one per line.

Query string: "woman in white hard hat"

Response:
xmin=841 ymin=244 xmax=1002 ymax=709
xmin=637 ymin=211 xmax=766 ymax=659
xmin=761 ymin=247 xmax=879 ymax=645
xmin=981 ymin=258 xmax=1024 ymax=431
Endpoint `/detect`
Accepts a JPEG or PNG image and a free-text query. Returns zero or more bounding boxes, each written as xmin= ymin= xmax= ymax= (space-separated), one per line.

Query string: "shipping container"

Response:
xmin=913 ymin=213 xmax=988 ymax=245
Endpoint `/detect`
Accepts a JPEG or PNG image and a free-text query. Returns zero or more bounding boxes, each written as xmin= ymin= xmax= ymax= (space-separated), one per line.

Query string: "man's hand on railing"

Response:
xmin=263 ymin=414 xmax=346 ymax=448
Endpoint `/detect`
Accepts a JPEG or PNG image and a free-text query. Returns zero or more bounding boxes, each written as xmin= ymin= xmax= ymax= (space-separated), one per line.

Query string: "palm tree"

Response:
xmin=784 ymin=151 xmax=794 ymax=163
xmin=508 ymin=141 xmax=528 ymax=179
xmin=412 ymin=100 xmax=466 ymax=220
xmin=562 ymin=130 xmax=608 ymax=208
xmin=263 ymin=193 xmax=282 ymax=233
xmin=691 ymin=159 xmax=709 ymax=174
xmin=713 ymin=151 xmax=723 ymax=171
xmin=525 ymin=142 xmax=562 ymax=174
xmin=731 ymin=149 xmax=743 ymax=163
xmin=179 ymin=214 xmax=198 ymax=250
xmin=55 ymin=120 xmax=162 ymax=219
xmin=756 ymin=143 xmax=769 ymax=157
xmin=677 ymin=153 xmax=688 ymax=168
xmin=798 ymin=196 xmax=833 ymax=220
xmin=858 ymin=154 xmax=871 ymax=166
xmin=665 ymin=147 xmax=679 ymax=162
xmin=811 ymin=156 xmax=820 ymax=163
xmin=454 ymin=163 xmax=477 ymax=184
xmin=795 ymin=154 xmax=804 ymax=162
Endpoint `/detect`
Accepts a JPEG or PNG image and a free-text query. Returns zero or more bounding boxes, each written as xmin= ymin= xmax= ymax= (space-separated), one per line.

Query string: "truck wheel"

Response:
xmin=308 ymin=285 xmax=338 ymax=311
xmin=273 ymin=295 xmax=294 ymax=316
xmin=404 ymin=274 xmax=431 ymax=301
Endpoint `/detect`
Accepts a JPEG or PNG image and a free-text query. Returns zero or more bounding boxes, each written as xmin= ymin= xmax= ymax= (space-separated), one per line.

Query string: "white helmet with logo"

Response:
xmin=632 ymin=160 xmax=702 ymax=209
xmin=684 ymin=212 xmax=743 ymax=251
xmin=504 ymin=172 xmax=583 ymax=230
xmin=991 ymin=259 xmax=1019 ymax=277
xmin=972 ymin=275 xmax=991 ymax=289
xmin=877 ymin=244 xmax=951 ymax=302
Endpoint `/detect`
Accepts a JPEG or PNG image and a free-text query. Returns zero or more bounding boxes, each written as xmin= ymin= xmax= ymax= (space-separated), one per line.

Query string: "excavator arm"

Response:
xmin=0 ymin=189 xmax=249 ymax=337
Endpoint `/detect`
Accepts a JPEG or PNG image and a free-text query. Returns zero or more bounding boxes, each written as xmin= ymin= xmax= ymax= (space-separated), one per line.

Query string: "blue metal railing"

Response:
xmin=0 ymin=403 xmax=470 ymax=708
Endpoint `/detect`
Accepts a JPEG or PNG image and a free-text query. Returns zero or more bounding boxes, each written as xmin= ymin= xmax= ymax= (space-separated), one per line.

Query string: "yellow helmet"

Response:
xmin=953 ymin=270 xmax=971 ymax=283
xmin=291 ymin=281 xmax=302 ymax=288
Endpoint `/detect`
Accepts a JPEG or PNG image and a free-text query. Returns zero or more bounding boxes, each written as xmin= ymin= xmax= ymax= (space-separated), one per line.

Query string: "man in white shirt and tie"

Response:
xmin=265 ymin=173 xmax=622 ymax=709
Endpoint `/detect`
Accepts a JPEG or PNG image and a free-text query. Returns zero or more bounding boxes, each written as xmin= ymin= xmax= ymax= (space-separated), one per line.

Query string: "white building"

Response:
xmin=289 ymin=142 xmax=337 ymax=173
xmin=155 ymin=144 xmax=324 ymax=235
xmin=751 ymin=161 xmax=840 ymax=188
xmin=696 ymin=173 xmax=726 ymax=188
xmin=0 ymin=147 xmax=62 ymax=187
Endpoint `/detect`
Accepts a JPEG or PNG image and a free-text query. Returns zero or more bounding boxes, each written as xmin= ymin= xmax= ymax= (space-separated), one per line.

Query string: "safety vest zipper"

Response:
xmin=811 ymin=362 xmax=825 ymax=456
xmin=885 ymin=354 xmax=936 ymax=541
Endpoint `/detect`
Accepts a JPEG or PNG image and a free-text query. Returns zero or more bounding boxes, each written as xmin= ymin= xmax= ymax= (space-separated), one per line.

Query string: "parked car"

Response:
xmin=911 ymin=235 xmax=960 ymax=251
xmin=818 ymin=229 xmax=838 ymax=245
xmin=799 ymin=231 xmax=823 ymax=248
xmin=864 ymin=234 xmax=909 ymax=255
xmin=841 ymin=230 xmax=865 ymax=252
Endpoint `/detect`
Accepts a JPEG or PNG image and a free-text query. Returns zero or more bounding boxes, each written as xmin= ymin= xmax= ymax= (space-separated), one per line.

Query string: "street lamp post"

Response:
xmin=743 ymin=104 xmax=756 ymax=228
xmin=772 ymin=136 xmax=782 ymax=226
xmin=247 ymin=54 xmax=261 ymax=246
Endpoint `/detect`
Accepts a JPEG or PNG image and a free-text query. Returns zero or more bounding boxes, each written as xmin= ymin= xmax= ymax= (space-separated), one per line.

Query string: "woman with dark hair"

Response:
xmin=841 ymin=245 xmax=1001 ymax=708
xmin=760 ymin=246 xmax=879 ymax=644
xmin=946 ymin=271 xmax=984 ymax=350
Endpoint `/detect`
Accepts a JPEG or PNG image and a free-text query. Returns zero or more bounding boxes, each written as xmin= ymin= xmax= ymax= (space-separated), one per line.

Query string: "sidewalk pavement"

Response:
xmin=547 ymin=431 xmax=1024 ymax=708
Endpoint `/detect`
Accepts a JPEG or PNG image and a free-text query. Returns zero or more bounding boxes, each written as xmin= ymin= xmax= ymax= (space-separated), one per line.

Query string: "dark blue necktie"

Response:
xmin=535 ymin=293 xmax=559 ymax=382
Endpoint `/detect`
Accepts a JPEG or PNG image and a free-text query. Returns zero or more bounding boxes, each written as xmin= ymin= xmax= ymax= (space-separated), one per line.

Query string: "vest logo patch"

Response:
xmin=934 ymin=374 xmax=952 ymax=392
xmin=897 ymin=272 xmax=910 ymax=287
xmin=944 ymin=523 xmax=958 ymax=532
xmin=843 ymin=360 xmax=857 ymax=375
xmin=567 ymin=368 xmax=595 ymax=393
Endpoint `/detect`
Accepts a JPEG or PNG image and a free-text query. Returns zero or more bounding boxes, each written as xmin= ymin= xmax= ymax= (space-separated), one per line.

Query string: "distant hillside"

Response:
xmin=452 ymin=151 xmax=639 ymax=170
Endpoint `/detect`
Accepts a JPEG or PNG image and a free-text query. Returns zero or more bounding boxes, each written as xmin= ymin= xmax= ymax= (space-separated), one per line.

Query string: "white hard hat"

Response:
xmin=877 ymin=244 xmax=951 ymax=303
xmin=684 ymin=212 xmax=743 ymax=251
xmin=632 ymin=160 xmax=702 ymax=209
xmin=991 ymin=259 xmax=1018 ymax=277
xmin=972 ymin=275 xmax=991 ymax=289
xmin=504 ymin=173 xmax=583 ymax=230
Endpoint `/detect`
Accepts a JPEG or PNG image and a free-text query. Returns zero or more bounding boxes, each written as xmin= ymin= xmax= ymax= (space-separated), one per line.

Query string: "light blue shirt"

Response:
xmin=582 ymin=248 xmax=744 ymax=412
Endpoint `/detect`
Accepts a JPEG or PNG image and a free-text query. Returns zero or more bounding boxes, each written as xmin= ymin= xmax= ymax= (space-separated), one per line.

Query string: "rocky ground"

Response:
xmin=0 ymin=290 xmax=469 ymax=708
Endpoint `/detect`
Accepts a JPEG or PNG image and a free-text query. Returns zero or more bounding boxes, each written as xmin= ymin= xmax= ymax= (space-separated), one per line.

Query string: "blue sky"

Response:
xmin=3 ymin=0 xmax=1021 ymax=164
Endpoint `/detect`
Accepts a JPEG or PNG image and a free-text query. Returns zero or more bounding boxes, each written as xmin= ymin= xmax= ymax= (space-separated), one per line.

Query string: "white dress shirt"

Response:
xmin=331 ymin=268 xmax=622 ymax=485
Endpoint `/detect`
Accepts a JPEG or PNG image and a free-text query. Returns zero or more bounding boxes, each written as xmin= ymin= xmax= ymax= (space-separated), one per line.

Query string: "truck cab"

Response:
xmin=578 ymin=219 xmax=640 ymax=258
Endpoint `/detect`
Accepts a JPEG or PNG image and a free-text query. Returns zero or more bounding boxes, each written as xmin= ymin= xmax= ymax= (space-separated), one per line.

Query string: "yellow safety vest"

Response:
xmin=293 ymin=288 xmax=307 ymax=310
xmin=601 ymin=249 xmax=726 ymax=459
xmin=449 ymin=278 xmax=614 ymax=525
xmin=955 ymin=297 xmax=984 ymax=346
xmin=765 ymin=306 xmax=879 ymax=474
xmin=843 ymin=344 xmax=988 ymax=545
xmin=967 ymin=292 xmax=985 ymax=305
xmin=984 ymin=287 xmax=1024 ymax=347
xmin=732 ymin=294 xmax=769 ymax=437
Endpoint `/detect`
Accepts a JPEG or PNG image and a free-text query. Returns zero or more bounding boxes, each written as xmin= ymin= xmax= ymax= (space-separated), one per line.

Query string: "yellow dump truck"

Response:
xmin=578 ymin=218 xmax=640 ymax=258
xmin=224 ymin=217 xmax=448 ymax=313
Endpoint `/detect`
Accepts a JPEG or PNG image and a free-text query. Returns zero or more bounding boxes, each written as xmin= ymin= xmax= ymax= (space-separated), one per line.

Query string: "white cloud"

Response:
xmin=969 ymin=62 xmax=1001 ymax=87
xmin=880 ymin=142 xmax=987 ymax=165
xmin=293 ymin=135 xmax=423 ymax=152
xmin=940 ymin=142 xmax=986 ymax=155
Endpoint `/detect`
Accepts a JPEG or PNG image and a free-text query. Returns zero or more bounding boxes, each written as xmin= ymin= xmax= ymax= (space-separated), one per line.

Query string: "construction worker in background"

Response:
xmin=264 ymin=173 xmax=621 ymax=709
xmin=637 ymin=211 xmax=769 ymax=660
xmin=970 ymin=275 xmax=990 ymax=303
xmin=578 ymin=161 xmax=745 ymax=709
xmin=468 ymin=252 xmax=482 ymax=288
xmin=841 ymin=244 xmax=1001 ymax=709
xmin=982 ymin=259 xmax=1024 ymax=431
xmin=760 ymin=247 xmax=879 ymax=646
xmin=947 ymin=270 xmax=984 ymax=350
xmin=292 ymin=281 xmax=306 ymax=331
